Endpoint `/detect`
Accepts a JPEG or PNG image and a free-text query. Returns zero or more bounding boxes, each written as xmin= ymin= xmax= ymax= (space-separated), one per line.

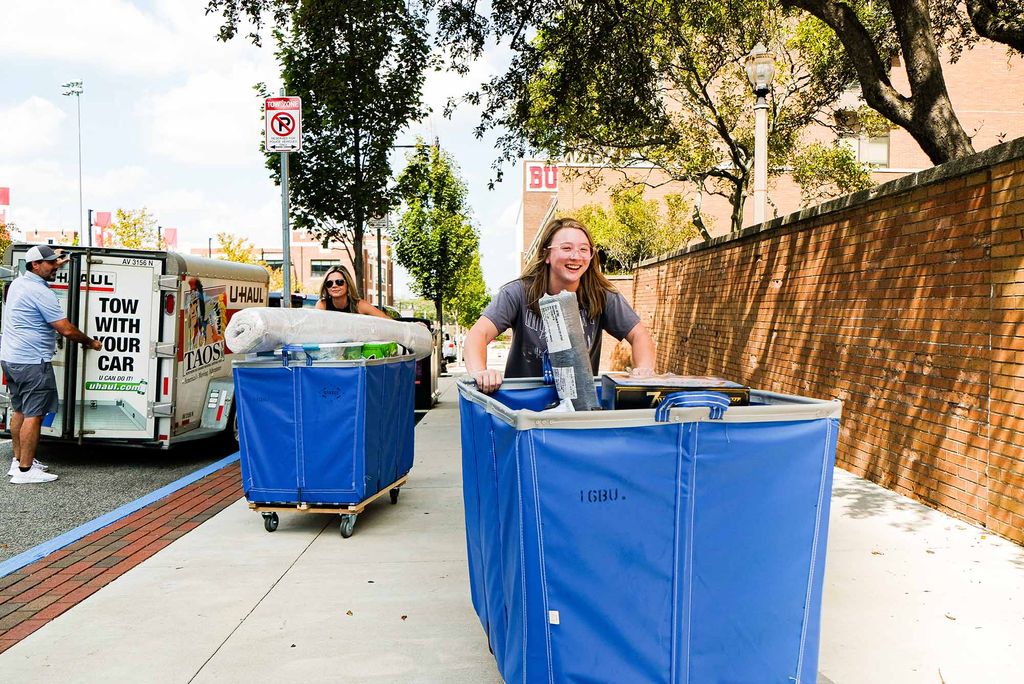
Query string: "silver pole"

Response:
xmin=377 ymin=216 xmax=384 ymax=307
xmin=753 ymin=94 xmax=768 ymax=225
xmin=279 ymin=88 xmax=292 ymax=307
xmin=76 ymin=91 xmax=83 ymax=243
xmin=62 ymin=80 xmax=85 ymax=242
xmin=281 ymin=151 xmax=291 ymax=306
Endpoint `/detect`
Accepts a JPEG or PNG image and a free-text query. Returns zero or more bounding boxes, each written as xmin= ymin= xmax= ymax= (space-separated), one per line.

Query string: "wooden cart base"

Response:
xmin=249 ymin=474 xmax=409 ymax=538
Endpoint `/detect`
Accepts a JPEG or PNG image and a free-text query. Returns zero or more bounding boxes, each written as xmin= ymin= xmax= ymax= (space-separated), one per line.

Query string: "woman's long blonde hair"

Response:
xmin=319 ymin=265 xmax=361 ymax=313
xmin=521 ymin=217 xmax=613 ymax=317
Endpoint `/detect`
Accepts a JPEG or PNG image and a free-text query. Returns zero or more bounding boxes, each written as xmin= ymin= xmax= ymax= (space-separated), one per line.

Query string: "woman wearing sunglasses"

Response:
xmin=464 ymin=217 xmax=656 ymax=394
xmin=315 ymin=265 xmax=390 ymax=318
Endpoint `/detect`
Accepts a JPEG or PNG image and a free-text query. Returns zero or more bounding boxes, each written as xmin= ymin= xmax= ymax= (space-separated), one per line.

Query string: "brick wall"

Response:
xmin=632 ymin=138 xmax=1024 ymax=545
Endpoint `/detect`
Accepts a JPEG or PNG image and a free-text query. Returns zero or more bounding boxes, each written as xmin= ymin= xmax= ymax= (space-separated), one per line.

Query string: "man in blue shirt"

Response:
xmin=2 ymin=245 xmax=101 ymax=484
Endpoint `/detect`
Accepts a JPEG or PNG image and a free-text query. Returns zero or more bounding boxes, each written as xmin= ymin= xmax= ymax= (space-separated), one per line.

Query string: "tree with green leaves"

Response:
xmin=105 ymin=208 xmax=162 ymax=249
xmin=392 ymin=142 xmax=479 ymax=324
xmin=441 ymin=1 xmax=864 ymax=233
xmin=0 ymin=221 xmax=13 ymax=259
xmin=215 ymin=232 xmax=258 ymax=264
xmin=569 ymin=189 xmax=700 ymax=272
xmin=233 ymin=0 xmax=430 ymax=287
xmin=431 ymin=0 xmax=1023 ymax=183
xmin=444 ymin=251 xmax=490 ymax=328
xmin=780 ymin=0 xmax=1023 ymax=164
xmin=790 ymin=141 xmax=874 ymax=206
xmin=208 ymin=0 xmax=1024 ymax=185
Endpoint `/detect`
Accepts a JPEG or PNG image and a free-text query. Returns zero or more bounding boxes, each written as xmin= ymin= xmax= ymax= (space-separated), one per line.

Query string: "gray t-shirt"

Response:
xmin=481 ymin=279 xmax=640 ymax=378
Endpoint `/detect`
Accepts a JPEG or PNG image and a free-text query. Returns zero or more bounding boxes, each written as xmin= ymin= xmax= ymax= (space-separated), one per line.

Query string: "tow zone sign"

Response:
xmin=265 ymin=97 xmax=302 ymax=152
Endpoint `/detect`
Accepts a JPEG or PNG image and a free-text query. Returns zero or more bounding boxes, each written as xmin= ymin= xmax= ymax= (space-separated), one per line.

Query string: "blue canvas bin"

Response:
xmin=458 ymin=378 xmax=841 ymax=684
xmin=233 ymin=348 xmax=415 ymax=507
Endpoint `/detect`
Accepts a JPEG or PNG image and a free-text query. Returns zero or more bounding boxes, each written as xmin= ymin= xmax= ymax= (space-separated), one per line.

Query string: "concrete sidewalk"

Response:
xmin=0 ymin=375 xmax=1021 ymax=682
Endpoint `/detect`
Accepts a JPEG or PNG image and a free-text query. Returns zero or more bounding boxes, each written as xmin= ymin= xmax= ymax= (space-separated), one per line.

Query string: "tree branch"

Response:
xmin=781 ymin=0 xmax=913 ymax=126
xmin=966 ymin=0 xmax=1024 ymax=53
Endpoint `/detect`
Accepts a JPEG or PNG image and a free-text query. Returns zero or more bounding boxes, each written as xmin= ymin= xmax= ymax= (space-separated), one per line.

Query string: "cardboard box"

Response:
xmin=600 ymin=373 xmax=750 ymax=410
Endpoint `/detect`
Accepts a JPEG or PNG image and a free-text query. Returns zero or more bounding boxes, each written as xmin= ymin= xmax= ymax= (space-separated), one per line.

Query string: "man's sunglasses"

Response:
xmin=325 ymin=279 xmax=347 ymax=287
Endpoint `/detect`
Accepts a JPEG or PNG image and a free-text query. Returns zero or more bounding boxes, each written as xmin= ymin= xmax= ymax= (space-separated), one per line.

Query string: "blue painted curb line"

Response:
xmin=0 ymin=452 xmax=241 ymax=580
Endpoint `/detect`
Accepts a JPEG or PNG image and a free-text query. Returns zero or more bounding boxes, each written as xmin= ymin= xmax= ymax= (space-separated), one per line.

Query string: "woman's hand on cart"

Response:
xmin=469 ymin=368 xmax=503 ymax=394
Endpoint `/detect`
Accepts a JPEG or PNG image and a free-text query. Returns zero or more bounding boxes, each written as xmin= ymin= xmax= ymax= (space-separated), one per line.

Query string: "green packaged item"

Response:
xmin=361 ymin=342 xmax=398 ymax=359
xmin=341 ymin=343 xmax=364 ymax=360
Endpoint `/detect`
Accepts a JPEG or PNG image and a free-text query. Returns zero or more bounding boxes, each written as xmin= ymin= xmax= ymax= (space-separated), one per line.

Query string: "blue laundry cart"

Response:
xmin=458 ymin=378 xmax=841 ymax=683
xmin=233 ymin=346 xmax=416 ymax=537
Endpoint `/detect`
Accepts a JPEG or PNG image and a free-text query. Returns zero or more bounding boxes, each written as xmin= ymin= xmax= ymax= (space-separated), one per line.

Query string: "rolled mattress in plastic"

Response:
xmin=225 ymin=307 xmax=434 ymax=359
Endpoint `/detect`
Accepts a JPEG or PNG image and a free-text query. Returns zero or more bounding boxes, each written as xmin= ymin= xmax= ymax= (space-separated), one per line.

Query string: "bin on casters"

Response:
xmin=233 ymin=345 xmax=416 ymax=537
xmin=458 ymin=378 xmax=841 ymax=683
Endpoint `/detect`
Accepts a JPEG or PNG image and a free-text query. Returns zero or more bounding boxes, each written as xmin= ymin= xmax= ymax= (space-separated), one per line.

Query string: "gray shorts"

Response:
xmin=2 ymin=361 xmax=60 ymax=418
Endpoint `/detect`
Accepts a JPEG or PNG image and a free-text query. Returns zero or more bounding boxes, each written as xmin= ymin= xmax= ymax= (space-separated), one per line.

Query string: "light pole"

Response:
xmin=744 ymin=43 xmax=775 ymax=225
xmin=62 ymin=79 xmax=84 ymax=241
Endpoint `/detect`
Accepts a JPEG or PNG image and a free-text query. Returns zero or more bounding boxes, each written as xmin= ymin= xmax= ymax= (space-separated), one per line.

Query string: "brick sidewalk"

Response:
xmin=0 ymin=462 xmax=242 ymax=654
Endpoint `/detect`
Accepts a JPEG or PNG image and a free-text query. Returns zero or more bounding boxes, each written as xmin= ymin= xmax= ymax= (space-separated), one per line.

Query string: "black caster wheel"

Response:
xmin=340 ymin=514 xmax=356 ymax=538
xmin=263 ymin=512 xmax=279 ymax=532
xmin=389 ymin=488 xmax=400 ymax=504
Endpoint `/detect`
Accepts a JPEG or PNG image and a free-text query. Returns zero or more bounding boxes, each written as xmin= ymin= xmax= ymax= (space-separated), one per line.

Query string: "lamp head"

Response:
xmin=744 ymin=43 xmax=776 ymax=96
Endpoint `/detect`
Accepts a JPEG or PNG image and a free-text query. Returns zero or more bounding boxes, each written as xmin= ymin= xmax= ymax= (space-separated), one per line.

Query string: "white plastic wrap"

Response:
xmin=539 ymin=290 xmax=601 ymax=410
xmin=225 ymin=308 xmax=434 ymax=359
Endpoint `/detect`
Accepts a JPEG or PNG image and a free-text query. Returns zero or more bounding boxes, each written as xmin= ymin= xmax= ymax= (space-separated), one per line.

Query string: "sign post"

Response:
xmin=265 ymin=94 xmax=302 ymax=306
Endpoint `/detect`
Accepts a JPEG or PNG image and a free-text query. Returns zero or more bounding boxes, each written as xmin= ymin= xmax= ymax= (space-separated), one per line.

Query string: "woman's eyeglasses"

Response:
xmin=325 ymin=279 xmax=347 ymax=287
xmin=547 ymin=243 xmax=593 ymax=258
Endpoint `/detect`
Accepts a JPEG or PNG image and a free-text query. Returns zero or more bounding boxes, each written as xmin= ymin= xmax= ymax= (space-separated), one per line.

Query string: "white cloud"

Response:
xmin=141 ymin=65 xmax=269 ymax=166
xmin=0 ymin=0 xmax=276 ymax=77
xmin=0 ymin=97 xmax=66 ymax=157
xmin=85 ymin=166 xmax=149 ymax=204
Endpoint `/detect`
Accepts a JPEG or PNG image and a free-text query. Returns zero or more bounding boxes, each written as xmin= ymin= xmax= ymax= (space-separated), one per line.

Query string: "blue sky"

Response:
xmin=0 ymin=0 xmax=522 ymax=295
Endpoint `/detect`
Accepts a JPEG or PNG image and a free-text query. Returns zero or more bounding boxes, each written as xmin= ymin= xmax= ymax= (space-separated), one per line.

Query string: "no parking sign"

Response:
xmin=265 ymin=97 xmax=302 ymax=152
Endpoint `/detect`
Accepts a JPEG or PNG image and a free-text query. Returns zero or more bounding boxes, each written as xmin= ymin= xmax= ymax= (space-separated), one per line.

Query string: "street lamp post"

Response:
xmin=744 ymin=44 xmax=775 ymax=225
xmin=61 ymin=80 xmax=84 ymax=241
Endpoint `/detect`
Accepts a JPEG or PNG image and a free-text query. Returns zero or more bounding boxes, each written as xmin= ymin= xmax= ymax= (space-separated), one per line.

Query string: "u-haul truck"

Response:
xmin=0 ymin=244 xmax=269 ymax=448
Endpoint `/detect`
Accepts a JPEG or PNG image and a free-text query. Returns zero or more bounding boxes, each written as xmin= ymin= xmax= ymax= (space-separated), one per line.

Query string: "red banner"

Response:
xmin=0 ymin=187 xmax=9 ymax=206
xmin=94 ymin=211 xmax=112 ymax=228
xmin=94 ymin=226 xmax=105 ymax=247
xmin=163 ymin=227 xmax=178 ymax=249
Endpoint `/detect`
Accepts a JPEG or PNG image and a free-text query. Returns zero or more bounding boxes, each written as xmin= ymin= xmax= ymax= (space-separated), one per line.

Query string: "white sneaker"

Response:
xmin=8 ymin=458 xmax=48 ymax=477
xmin=10 ymin=466 xmax=58 ymax=484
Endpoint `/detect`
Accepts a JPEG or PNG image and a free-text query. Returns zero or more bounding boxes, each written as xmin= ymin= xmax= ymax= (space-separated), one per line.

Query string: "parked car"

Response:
xmin=268 ymin=291 xmax=318 ymax=308
xmin=442 ymin=335 xmax=457 ymax=364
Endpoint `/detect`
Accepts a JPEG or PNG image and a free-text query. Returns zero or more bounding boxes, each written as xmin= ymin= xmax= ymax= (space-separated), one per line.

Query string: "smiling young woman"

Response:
xmin=463 ymin=217 xmax=656 ymax=393
xmin=314 ymin=265 xmax=390 ymax=318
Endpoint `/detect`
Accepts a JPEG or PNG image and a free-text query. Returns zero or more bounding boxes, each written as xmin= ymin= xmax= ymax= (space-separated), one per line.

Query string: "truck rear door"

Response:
xmin=63 ymin=252 xmax=162 ymax=441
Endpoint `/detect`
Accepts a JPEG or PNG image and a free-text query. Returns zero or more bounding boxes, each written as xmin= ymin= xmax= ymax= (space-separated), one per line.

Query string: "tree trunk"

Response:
xmin=729 ymin=178 xmax=746 ymax=233
xmin=782 ymin=0 xmax=975 ymax=164
xmin=889 ymin=0 xmax=976 ymax=162
xmin=352 ymin=131 xmax=365 ymax=290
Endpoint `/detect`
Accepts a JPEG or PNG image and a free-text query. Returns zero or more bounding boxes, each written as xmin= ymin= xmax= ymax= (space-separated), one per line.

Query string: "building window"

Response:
xmin=263 ymin=258 xmax=283 ymax=270
xmin=310 ymin=260 xmax=336 ymax=275
xmin=841 ymin=132 xmax=890 ymax=167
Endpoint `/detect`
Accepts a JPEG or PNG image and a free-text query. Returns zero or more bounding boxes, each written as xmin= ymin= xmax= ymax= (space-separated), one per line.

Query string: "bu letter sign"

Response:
xmin=265 ymin=97 xmax=302 ymax=152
